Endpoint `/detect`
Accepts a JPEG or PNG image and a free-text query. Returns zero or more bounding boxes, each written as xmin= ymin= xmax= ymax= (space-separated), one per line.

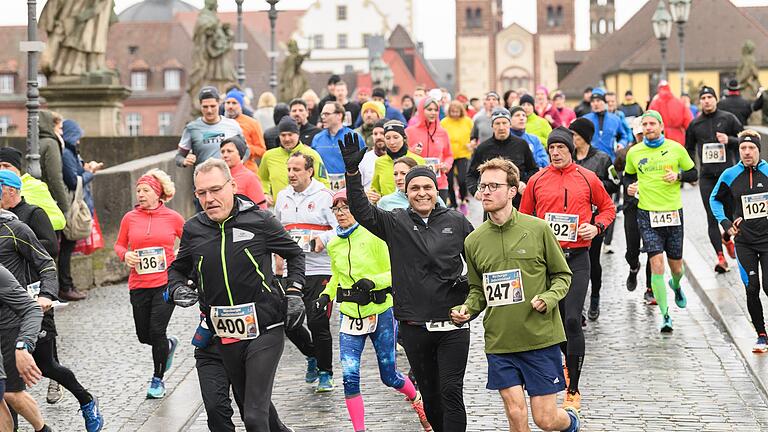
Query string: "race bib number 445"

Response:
xmin=702 ymin=143 xmax=726 ymax=164
xmin=742 ymin=192 xmax=768 ymax=220
xmin=483 ymin=269 xmax=525 ymax=307
xmin=135 ymin=247 xmax=167 ymax=275
xmin=545 ymin=213 xmax=579 ymax=242
xmin=211 ymin=303 xmax=260 ymax=340
xmin=649 ymin=210 xmax=681 ymax=228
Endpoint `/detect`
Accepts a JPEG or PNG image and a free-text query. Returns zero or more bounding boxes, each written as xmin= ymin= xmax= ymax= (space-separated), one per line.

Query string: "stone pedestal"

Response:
xmin=40 ymin=74 xmax=131 ymax=137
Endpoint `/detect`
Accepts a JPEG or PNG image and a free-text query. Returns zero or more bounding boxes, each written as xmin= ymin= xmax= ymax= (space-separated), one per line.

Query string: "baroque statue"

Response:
xmin=278 ymin=40 xmax=310 ymax=102
xmin=39 ymin=0 xmax=118 ymax=82
xmin=187 ymin=0 xmax=237 ymax=115
xmin=737 ymin=40 xmax=761 ymax=102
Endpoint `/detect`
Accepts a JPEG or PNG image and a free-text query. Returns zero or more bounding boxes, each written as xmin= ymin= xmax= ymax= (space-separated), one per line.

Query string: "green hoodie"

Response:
xmin=38 ymin=111 xmax=70 ymax=214
xmin=322 ymin=225 xmax=392 ymax=318
xmin=462 ymin=207 xmax=571 ymax=354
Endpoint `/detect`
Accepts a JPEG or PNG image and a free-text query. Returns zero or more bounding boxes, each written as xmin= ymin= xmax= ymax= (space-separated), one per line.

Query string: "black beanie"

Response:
xmin=547 ymin=126 xmax=575 ymax=154
xmin=0 ymin=147 xmax=23 ymax=171
xmin=519 ymin=94 xmax=535 ymax=107
xmin=278 ymin=117 xmax=300 ymax=134
xmin=569 ymin=118 xmax=595 ymax=143
xmin=373 ymin=119 xmax=387 ymax=130
xmin=221 ymin=135 xmax=248 ymax=159
xmin=404 ymin=166 xmax=438 ymax=190
xmin=509 ymin=106 xmax=525 ymax=117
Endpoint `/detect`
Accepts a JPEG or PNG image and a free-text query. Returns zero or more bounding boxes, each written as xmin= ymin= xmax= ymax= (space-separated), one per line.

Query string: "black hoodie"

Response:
xmin=38 ymin=111 xmax=70 ymax=214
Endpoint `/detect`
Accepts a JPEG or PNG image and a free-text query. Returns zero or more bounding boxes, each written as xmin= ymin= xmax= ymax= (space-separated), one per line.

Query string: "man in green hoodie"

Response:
xmin=451 ymin=157 xmax=580 ymax=432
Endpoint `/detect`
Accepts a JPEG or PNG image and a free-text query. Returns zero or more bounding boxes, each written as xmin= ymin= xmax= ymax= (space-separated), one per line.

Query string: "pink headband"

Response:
xmin=137 ymin=175 xmax=163 ymax=198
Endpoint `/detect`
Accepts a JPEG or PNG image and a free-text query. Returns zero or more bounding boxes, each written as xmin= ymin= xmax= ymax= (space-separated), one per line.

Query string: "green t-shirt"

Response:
xmin=624 ymin=139 xmax=695 ymax=211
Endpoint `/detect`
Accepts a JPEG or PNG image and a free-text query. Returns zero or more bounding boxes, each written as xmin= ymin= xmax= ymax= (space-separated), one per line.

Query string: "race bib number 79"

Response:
xmin=482 ymin=269 xmax=524 ymax=307
xmin=340 ymin=314 xmax=377 ymax=335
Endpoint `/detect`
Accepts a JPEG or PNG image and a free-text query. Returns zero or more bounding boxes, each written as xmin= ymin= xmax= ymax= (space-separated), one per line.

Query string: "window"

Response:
xmin=338 ymin=33 xmax=348 ymax=49
xmin=362 ymin=33 xmax=372 ymax=48
xmin=37 ymin=74 xmax=47 ymax=88
xmin=474 ymin=8 xmax=482 ymax=27
xmin=158 ymin=112 xmax=172 ymax=136
xmin=337 ymin=5 xmax=347 ymax=21
xmin=126 ymin=113 xmax=142 ymax=136
xmin=0 ymin=74 xmax=14 ymax=94
xmin=164 ymin=69 xmax=181 ymax=91
xmin=597 ymin=0 xmax=608 ymax=5
xmin=131 ymin=71 xmax=147 ymax=91
xmin=598 ymin=18 xmax=607 ymax=34
xmin=466 ymin=7 xmax=482 ymax=28
xmin=313 ymin=34 xmax=324 ymax=49
xmin=0 ymin=116 xmax=9 ymax=136
xmin=547 ymin=6 xmax=555 ymax=27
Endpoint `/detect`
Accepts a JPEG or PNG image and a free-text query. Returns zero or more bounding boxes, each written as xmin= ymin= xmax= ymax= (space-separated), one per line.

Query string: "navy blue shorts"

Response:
xmin=637 ymin=208 xmax=684 ymax=260
xmin=486 ymin=344 xmax=565 ymax=396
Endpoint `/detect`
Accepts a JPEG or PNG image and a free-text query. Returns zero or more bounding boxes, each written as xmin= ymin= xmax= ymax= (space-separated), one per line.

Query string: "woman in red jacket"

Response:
xmin=114 ymin=169 xmax=185 ymax=399
xmin=405 ymin=97 xmax=454 ymax=203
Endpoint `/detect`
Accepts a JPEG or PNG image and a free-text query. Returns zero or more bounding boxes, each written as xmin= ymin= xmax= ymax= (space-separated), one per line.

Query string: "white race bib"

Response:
xmin=424 ymin=157 xmax=442 ymax=179
xmin=211 ymin=303 xmax=260 ymax=340
xmin=135 ymin=247 xmax=167 ymax=275
xmin=702 ymin=143 xmax=726 ymax=164
xmin=328 ymin=173 xmax=346 ymax=192
xmin=649 ymin=210 xmax=681 ymax=228
xmin=483 ymin=269 xmax=525 ymax=307
xmin=289 ymin=229 xmax=313 ymax=253
xmin=545 ymin=213 xmax=579 ymax=242
xmin=340 ymin=314 xmax=377 ymax=336
xmin=26 ymin=281 xmax=40 ymax=299
xmin=742 ymin=192 xmax=768 ymax=220
xmin=426 ymin=320 xmax=468 ymax=332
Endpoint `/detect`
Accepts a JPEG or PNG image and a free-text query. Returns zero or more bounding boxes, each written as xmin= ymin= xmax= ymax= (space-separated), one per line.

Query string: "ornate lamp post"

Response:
xmin=652 ymin=1 xmax=673 ymax=82
xmin=234 ymin=0 xmax=247 ymax=87
xmin=266 ymin=0 xmax=280 ymax=95
xmin=21 ymin=0 xmax=43 ymax=178
xmin=669 ymin=0 xmax=692 ymax=94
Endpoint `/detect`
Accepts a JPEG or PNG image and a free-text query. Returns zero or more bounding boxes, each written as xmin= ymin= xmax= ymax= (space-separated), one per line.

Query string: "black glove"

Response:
xmin=284 ymin=290 xmax=306 ymax=330
xmin=337 ymin=132 xmax=366 ymax=173
xmin=351 ymin=278 xmax=375 ymax=291
xmin=171 ymin=284 xmax=199 ymax=308
xmin=314 ymin=294 xmax=331 ymax=313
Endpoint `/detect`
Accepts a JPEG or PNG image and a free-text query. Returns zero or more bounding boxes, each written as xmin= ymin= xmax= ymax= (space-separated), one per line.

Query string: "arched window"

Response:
xmin=556 ymin=5 xmax=563 ymax=26
xmin=547 ymin=6 xmax=555 ymax=27
xmin=475 ymin=8 xmax=482 ymax=26
xmin=598 ymin=18 xmax=607 ymax=34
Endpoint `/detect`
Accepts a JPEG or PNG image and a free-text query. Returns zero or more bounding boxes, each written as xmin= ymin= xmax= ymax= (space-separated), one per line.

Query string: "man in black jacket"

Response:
xmin=289 ymin=98 xmax=320 ymax=146
xmin=166 ymin=158 xmax=305 ymax=432
xmin=574 ymin=87 xmax=593 ymax=118
xmin=685 ymin=86 xmax=743 ymax=272
xmin=718 ymin=79 xmax=753 ymax=126
xmin=339 ymin=132 xmax=474 ymax=432
xmin=467 ymin=108 xmax=538 ymax=207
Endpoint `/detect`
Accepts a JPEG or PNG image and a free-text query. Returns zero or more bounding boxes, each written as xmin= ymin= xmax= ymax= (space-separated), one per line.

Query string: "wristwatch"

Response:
xmin=15 ymin=341 xmax=29 ymax=352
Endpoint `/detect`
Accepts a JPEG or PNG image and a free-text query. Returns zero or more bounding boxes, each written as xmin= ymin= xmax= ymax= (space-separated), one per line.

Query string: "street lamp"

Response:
xmin=669 ymin=0 xmax=691 ymax=94
xmin=234 ymin=0 xmax=247 ymax=87
xmin=652 ymin=0 xmax=672 ymax=82
xmin=266 ymin=0 xmax=280 ymax=95
xmin=20 ymin=0 xmax=43 ymax=178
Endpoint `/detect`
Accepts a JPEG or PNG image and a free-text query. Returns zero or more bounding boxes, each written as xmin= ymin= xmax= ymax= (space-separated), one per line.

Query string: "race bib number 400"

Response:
xmin=649 ymin=210 xmax=681 ymax=228
xmin=424 ymin=157 xmax=442 ymax=179
xmin=211 ymin=303 xmax=260 ymax=340
xmin=328 ymin=173 xmax=346 ymax=192
xmin=340 ymin=314 xmax=377 ymax=335
xmin=545 ymin=213 xmax=579 ymax=242
xmin=135 ymin=247 xmax=167 ymax=275
xmin=742 ymin=192 xmax=768 ymax=220
xmin=482 ymin=269 xmax=525 ymax=307
xmin=702 ymin=143 xmax=726 ymax=164
xmin=289 ymin=229 xmax=313 ymax=252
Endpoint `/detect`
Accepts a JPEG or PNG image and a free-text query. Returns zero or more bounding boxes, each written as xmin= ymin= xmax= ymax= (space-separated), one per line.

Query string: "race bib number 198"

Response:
xmin=702 ymin=143 xmax=726 ymax=164
xmin=545 ymin=213 xmax=579 ymax=242
xmin=742 ymin=192 xmax=768 ymax=220
xmin=482 ymin=269 xmax=524 ymax=307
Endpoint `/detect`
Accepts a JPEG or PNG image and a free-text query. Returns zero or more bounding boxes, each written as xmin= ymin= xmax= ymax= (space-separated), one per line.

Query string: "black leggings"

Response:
xmin=34 ymin=336 xmax=91 ymax=405
xmin=303 ymin=275 xmax=333 ymax=373
xmin=130 ymin=287 xmax=175 ymax=379
xmin=588 ymin=234 xmax=604 ymax=299
xmin=399 ymin=323 xmax=469 ymax=432
xmin=58 ymin=237 xmax=76 ymax=292
xmin=623 ymin=201 xmax=651 ymax=289
xmin=560 ymin=251 xmax=589 ymax=357
xmin=699 ymin=175 xmax=732 ymax=255
xmin=735 ymin=244 xmax=768 ymax=335
xmin=446 ymin=158 xmax=469 ymax=207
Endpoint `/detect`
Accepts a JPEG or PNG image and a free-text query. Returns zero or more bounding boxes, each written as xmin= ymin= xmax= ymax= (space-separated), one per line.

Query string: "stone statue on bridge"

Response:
xmin=737 ymin=40 xmax=761 ymax=102
xmin=278 ymin=40 xmax=310 ymax=102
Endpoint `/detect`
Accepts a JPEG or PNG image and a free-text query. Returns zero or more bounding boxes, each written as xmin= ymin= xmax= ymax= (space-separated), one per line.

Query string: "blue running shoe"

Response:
xmin=80 ymin=397 xmax=104 ymax=432
xmin=669 ymin=279 xmax=687 ymax=308
xmin=563 ymin=406 xmax=580 ymax=431
xmin=165 ymin=335 xmax=179 ymax=373
xmin=660 ymin=315 xmax=673 ymax=333
xmin=147 ymin=377 xmax=166 ymax=399
xmin=305 ymin=357 xmax=319 ymax=383
xmin=315 ymin=371 xmax=335 ymax=393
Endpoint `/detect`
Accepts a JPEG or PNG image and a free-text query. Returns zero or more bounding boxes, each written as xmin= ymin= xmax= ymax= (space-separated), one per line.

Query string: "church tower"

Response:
xmin=535 ymin=0 xmax=576 ymax=90
xmin=590 ymin=0 xmax=616 ymax=49
xmin=455 ymin=0 xmax=503 ymax=96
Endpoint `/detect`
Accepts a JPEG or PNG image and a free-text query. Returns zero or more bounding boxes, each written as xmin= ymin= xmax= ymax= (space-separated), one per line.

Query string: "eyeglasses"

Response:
xmin=331 ymin=205 xmax=350 ymax=214
xmin=477 ymin=182 xmax=509 ymax=192
xmin=194 ymin=180 xmax=231 ymax=198
xmin=320 ymin=112 xmax=342 ymax=117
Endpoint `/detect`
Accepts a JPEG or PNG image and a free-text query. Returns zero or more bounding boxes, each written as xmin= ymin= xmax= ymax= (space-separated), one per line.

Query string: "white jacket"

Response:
xmin=275 ymin=178 xmax=337 ymax=276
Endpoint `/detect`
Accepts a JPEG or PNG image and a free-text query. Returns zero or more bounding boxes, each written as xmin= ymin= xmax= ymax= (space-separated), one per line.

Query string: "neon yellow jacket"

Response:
xmin=21 ymin=173 xmax=66 ymax=231
xmin=258 ymin=143 xmax=329 ymax=199
xmin=525 ymin=113 xmax=552 ymax=146
xmin=322 ymin=225 xmax=392 ymax=318
xmin=441 ymin=116 xmax=474 ymax=160
xmin=371 ymin=152 xmax=425 ymax=196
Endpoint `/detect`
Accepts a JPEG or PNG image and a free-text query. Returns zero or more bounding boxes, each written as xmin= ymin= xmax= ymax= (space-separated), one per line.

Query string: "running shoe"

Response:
xmin=715 ymin=252 xmax=729 ymax=273
xmin=146 ymin=377 xmax=166 ymax=399
xmin=305 ymin=357 xmax=319 ymax=383
xmin=753 ymin=334 xmax=768 ymax=353
xmin=46 ymin=380 xmax=63 ymax=404
xmin=644 ymin=289 xmax=657 ymax=305
xmin=587 ymin=296 xmax=600 ymax=321
xmin=80 ymin=396 xmax=104 ymax=432
xmin=316 ymin=371 xmax=334 ymax=393
xmin=669 ymin=279 xmax=687 ymax=308
xmin=564 ymin=406 xmax=581 ymax=431
xmin=626 ymin=268 xmax=639 ymax=292
xmin=723 ymin=237 xmax=736 ymax=259
xmin=563 ymin=390 xmax=581 ymax=411
xmin=660 ymin=315 xmax=673 ymax=333
xmin=165 ymin=335 xmax=179 ymax=373
xmin=409 ymin=392 xmax=433 ymax=431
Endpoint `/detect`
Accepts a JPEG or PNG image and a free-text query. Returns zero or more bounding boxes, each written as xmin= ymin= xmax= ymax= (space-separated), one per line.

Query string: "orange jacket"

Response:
xmin=235 ymin=114 xmax=266 ymax=173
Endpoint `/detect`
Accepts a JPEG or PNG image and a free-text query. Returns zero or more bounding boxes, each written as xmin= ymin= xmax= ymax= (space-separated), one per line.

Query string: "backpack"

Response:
xmin=63 ymin=176 xmax=93 ymax=241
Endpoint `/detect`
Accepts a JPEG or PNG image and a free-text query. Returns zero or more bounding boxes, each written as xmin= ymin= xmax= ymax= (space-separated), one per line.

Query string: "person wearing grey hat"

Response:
xmin=470 ymin=92 xmax=502 ymax=147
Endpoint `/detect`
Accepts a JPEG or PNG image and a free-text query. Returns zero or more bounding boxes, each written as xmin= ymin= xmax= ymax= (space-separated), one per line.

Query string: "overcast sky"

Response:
xmin=3 ymin=0 xmax=767 ymax=58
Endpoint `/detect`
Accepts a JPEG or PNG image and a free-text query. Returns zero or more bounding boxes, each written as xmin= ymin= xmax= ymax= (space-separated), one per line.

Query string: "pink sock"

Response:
xmin=397 ymin=376 xmax=418 ymax=400
xmin=345 ymin=395 xmax=366 ymax=432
